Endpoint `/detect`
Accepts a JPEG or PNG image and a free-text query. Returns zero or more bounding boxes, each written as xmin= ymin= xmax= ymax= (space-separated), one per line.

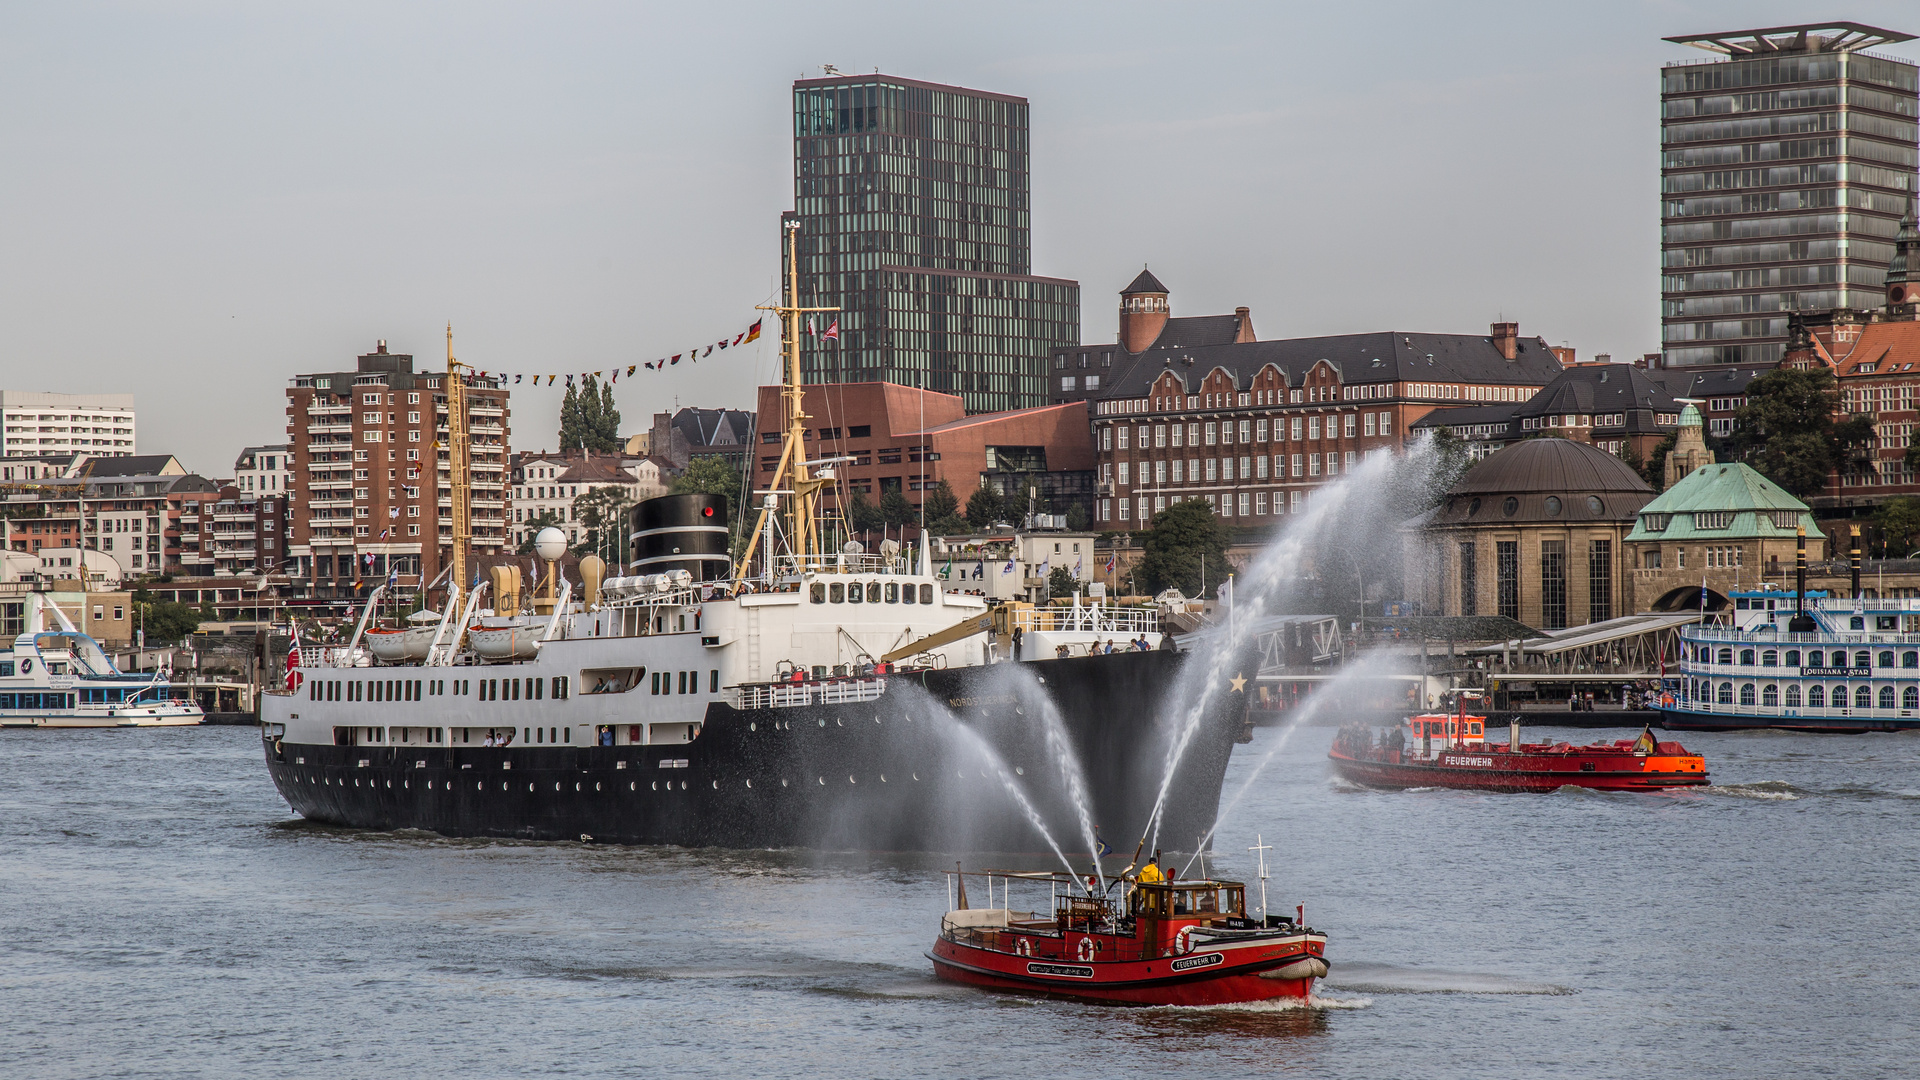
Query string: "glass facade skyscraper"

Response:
xmin=1661 ymin=23 xmax=1918 ymax=367
xmin=787 ymin=73 xmax=1079 ymax=412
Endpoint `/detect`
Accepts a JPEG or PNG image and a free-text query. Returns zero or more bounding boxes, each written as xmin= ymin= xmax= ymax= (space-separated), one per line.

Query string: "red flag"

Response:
xmin=822 ymin=318 xmax=840 ymax=341
xmin=670 ymin=354 xmax=681 ymax=365
xmin=285 ymin=623 xmax=304 ymax=692
xmin=745 ymin=319 xmax=762 ymax=343
xmin=805 ymin=316 xmax=816 ymax=337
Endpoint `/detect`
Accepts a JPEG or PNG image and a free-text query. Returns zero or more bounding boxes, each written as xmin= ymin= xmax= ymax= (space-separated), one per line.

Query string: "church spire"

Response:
xmin=1888 ymin=202 xmax=1920 ymax=319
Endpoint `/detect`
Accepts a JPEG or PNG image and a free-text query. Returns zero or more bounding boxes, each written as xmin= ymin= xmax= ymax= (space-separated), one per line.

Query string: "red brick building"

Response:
xmin=284 ymin=343 xmax=511 ymax=600
xmin=753 ymin=382 xmax=1096 ymax=521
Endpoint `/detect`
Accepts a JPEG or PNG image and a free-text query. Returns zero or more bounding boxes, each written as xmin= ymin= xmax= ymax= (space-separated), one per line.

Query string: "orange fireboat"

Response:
xmin=1329 ymin=691 xmax=1709 ymax=793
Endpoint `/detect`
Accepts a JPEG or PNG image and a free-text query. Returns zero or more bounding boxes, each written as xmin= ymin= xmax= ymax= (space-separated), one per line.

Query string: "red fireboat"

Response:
xmin=928 ymin=866 xmax=1328 ymax=1007
xmin=1329 ymin=691 xmax=1708 ymax=793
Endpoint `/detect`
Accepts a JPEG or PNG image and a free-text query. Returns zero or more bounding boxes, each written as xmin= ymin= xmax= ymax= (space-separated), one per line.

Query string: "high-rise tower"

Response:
xmin=1660 ymin=22 xmax=1918 ymax=367
xmin=786 ymin=72 xmax=1080 ymax=413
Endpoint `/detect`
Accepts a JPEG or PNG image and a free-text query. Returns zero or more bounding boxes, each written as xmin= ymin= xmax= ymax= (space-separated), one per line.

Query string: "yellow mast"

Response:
xmin=735 ymin=219 xmax=838 ymax=579
xmin=445 ymin=324 xmax=470 ymax=598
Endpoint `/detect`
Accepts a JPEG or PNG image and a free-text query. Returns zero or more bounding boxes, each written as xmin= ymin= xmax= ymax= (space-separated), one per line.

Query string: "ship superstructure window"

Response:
xmin=903 ymin=584 xmax=917 ymax=604
xmin=920 ymin=584 xmax=934 ymax=604
xmin=848 ymin=582 xmax=864 ymax=604
xmin=830 ymin=582 xmax=845 ymax=603
xmin=710 ymin=670 xmax=720 ymax=693
xmin=554 ymin=676 xmax=569 ymax=699
xmin=811 ymin=583 xmax=826 ymax=603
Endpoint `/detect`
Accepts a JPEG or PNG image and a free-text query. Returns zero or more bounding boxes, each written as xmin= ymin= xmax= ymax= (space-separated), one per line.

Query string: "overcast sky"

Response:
xmin=3 ymin=1 xmax=1915 ymax=474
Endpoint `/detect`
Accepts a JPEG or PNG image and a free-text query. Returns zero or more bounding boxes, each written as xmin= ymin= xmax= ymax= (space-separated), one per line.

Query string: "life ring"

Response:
xmin=1016 ymin=938 xmax=1031 ymax=957
xmin=1076 ymin=937 xmax=1095 ymax=962
xmin=1175 ymin=926 xmax=1199 ymax=954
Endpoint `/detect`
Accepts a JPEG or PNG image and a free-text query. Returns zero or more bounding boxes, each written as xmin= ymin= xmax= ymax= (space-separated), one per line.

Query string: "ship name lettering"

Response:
xmin=1171 ymin=952 xmax=1225 ymax=971
xmin=947 ymin=695 xmax=1017 ymax=707
xmin=1443 ymin=756 xmax=1494 ymax=767
xmin=1027 ymin=962 xmax=1095 ymax=978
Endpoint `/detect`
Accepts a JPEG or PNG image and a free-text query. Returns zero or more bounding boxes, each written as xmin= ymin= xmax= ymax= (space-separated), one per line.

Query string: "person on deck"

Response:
xmin=1137 ymin=852 xmax=1165 ymax=885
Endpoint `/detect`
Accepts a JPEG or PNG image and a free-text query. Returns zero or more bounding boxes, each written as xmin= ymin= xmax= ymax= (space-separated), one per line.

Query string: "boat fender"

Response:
xmin=1076 ymin=937 xmax=1095 ymax=962
xmin=1263 ymin=957 xmax=1330 ymax=981
xmin=1016 ymin=938 xmax=1031 ymax=957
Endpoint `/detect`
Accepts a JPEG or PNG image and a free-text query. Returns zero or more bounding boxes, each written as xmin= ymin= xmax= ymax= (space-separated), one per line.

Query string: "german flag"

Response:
xmin=744 ymin=319 xmax=762 ymax=343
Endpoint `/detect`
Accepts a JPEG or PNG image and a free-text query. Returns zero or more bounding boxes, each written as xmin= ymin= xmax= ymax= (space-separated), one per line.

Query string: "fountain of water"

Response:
xmin=1139 ymin=439 xmax=1445 ymax=855
xmin=978 ymin=662 xmax=1107 ymax=892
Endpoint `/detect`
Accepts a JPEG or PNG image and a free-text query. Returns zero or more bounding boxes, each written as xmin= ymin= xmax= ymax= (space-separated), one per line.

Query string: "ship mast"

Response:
xmin=445 ymin=324 xmax=471 ymax=599
xmin=736 ymin=219 xmax=838 ymax=580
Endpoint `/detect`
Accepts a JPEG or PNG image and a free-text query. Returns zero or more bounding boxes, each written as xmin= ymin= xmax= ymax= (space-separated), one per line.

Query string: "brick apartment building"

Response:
xmin=753 ymin=382 xmax=1096 ymax=523
xmin=1081 ymin=271 xmax=1567 ymax=526
xmin=284 ymin=342 xmax=511 ymax=600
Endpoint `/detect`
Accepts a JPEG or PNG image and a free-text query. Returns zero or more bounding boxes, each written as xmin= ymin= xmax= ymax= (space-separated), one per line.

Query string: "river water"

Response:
xmin=2 ymin=722 xmax=1915 ymax=1078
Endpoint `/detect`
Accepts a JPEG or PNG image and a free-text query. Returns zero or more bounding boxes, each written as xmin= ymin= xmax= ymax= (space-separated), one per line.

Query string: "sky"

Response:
xmin=2 ymin=0 xmax=1915 ymax=475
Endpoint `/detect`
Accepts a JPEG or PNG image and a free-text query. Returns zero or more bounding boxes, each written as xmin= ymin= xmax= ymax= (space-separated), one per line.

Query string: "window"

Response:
xmin=1881 ymin=685 xmax=1897 ymax=710
xmin=1459 ymin=542 xmax=1477 ymax=616
xmin=1808 ymin=685 xmax=1825 ymax=708
xmin=1786 ymin=684 xmax=1801 ymax=707
xmin=1496 ymin=541 xmax=1519 ymax=620
xmin=1589 ymin=539 xmax=1612 ymax=623
xmin=1364 ymin=413 xmax=1376 ymax=437
xmin=1540 ymin=540 xmax=1566 ymax=630
xmin=1204 ymin=423 xmax=1217 ymax=446
xmin=1344 ymin=414 xmax=1356 ymax=438
xmin=1717 ymin=682 xmax=1733 ymax=705
xmin=1857 ymin=685 xmax=1874 ymax=710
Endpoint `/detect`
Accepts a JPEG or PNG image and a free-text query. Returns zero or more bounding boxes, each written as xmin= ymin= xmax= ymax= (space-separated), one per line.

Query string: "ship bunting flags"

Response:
xmin=458 ymin=316 xmax=766 ymax=381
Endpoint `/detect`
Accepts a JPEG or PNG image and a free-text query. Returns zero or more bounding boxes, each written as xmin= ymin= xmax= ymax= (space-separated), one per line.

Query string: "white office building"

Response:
xmin=1 ymin=391 xmax=136 ymax=457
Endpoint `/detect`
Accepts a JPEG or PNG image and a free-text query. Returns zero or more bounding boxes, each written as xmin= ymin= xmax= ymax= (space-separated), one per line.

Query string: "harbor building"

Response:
xmin=1411 ymin=439 xmax=1657 ymax=630
xmin=1660 ymin=22 xmax=1918 ymax=368
xmin=0 ymin=390 xmax=136 ymax=457
xmin=785 ymin=72 xmax=1080 ymax=414
xmin=1084 ymin=270 xmax=1567 ymax=527
xmin=509 ymin=451 xmax=675 ymax=550
xmin=283 ymin=341 xmax=511 ymax=600
xmin=1412 ymin=363 xmax=1686 ymax=462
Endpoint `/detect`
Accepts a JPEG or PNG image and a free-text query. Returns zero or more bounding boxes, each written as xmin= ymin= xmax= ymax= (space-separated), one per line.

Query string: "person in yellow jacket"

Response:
xmin=1136 ymin=851 xmax=1165 ymax=885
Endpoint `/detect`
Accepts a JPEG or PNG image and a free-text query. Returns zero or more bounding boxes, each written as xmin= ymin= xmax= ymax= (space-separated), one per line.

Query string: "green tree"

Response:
xmin=670 ymin=455 xmax=742 ymax=503
xmin=137 ymin=600 xmax=203 ymax=644
xmin=881 ymin=489 xmax=916 ymax=529
xmin=1731 ymin=367 xmax=1868 ymax=498
xmin=844 ymin=491 xmax=885 ymax=534
xmin=964 ymin=483 xmax=1002 ymax=528
xmin=1064 ymin=501 xmax=1090 ymax=531
xmin=1046 ymin=565 xmax=1079 ymax=599
xmin=558 ymin=374 xmax=623 ymax=452
xmin=1136 ymin=498 xmax=1229 ymax=597
xmin=923 ymin=479 xmax=959 ymax=522
xmin=572 ymin=485 xmax=634 ymax=559
xmin=516 ymin=510 xmax=564 ymax=554
xmin=1876 ymin=496 xmax=1920 ymax=557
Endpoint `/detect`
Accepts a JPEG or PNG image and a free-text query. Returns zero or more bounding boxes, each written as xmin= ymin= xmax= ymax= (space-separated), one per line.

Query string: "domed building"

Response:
xmin=1413 ymin=438 xmax=1655 ymax=630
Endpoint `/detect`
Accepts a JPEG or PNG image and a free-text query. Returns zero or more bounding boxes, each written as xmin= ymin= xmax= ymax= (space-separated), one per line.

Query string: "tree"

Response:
xmin=921 ymin=479 xmax=967 ymax=535
xmin=1877 ymin=496 xmax=1920 ymax=558
xmin=558 ymin=374 xmax=622 ymax=452
xmin=1046 ymin=566 xmax=1079 ymax=598
xmin=964 ymin=483 xmax=1002 ymax=528
xmin=516 ymin=510 xmax=564 ymax=554
xmin=844 ymin=491 xmax=885 ymax=534
xmin=671 ymin=455 xmax=742 ymax=504
xmin=572 ymin=485 xmax=634 ymax=559
xmin=1136 ymin=499 xmax=1229 ymax=598
xmin=1064 ymin=501 xmax=1090 ymax=531
xmin=137 ymin=600 xmax=203 ymax=644
xmin=881 ymin=489 xmax=916 ymax=529
xmin=1731 ymin=367 xmax=1863 ymax=498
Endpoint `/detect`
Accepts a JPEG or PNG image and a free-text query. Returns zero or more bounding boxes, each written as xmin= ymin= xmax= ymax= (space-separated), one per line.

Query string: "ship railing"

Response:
xmin=1008 ymin=605 xmax=1159 ymax=635
xmin=1683 ymin=627 xmax=1920 ymax=645
xmin=733 ymin=676 xmax=888 ymax=710
xmin=299 ymin=646 xmax=371 ymax=668
xmin=777 ymin=554 xmax=910 ymax=576
xmin=1662 ymin=698 xmax=1918 ymax=720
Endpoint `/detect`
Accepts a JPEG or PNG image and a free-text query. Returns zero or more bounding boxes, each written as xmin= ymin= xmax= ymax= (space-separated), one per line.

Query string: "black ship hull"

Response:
xmin=263 ymin=651 xmax=1251 ymax=853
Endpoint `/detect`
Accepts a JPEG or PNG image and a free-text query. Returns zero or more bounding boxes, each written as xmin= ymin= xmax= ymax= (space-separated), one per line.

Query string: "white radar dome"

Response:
xmin=534 ymin=526 xmax=569 ymax=562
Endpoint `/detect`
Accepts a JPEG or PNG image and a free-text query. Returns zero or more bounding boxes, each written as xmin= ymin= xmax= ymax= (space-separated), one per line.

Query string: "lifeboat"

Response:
xmin=929 ymin=869 xmax=1327 ymax=1007
xmin=362 ymin=626 xmax=436 ymax=663
xmin=468 ymin=617 xmax=546 ymax=661
xmin=1329 ymin=692 xmax=1709 ymax=793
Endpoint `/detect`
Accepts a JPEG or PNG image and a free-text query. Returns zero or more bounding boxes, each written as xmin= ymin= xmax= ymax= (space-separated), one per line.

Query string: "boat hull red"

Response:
xmin=1328 ymin=747 xmax=1708 ymax=793
xmin=928 ymin=933 xmax=1325 ymax=1007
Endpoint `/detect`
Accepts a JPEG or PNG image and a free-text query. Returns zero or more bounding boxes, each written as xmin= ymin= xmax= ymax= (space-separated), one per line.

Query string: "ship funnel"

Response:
xmin=1789 ymin=528 xmax=1816 ymax=633
xmin=491 ymin=564 xmax=522 ymax=615
xmin=1850 ymin=524 xmax=1862 ymax=600
xmin=1510 ymin=719 xmax=1521 ymax=752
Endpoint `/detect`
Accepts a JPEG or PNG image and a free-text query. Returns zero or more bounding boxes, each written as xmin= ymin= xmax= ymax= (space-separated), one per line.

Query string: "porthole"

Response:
xmin=680 ymin=781 xmax=687 ymax=790
xmin=1015 ymin=766 xmax=1024 ymax=775
xmin=1544 ymin=496 xmax=1562 ymax=517
xmin=782 ymin=778 xmax=789 ymax=787
xmin=476 ymin=782 xmax=482 ymax=790
xmin=818 ymin=719 xmax=826 ymax=728
xmin=1502 ymin=496 xmax=1518 ymax=517
xmin=1586 ymin=496 xmax=1605 ymax=515
xmin=745 ymin=779 xmax=752 ymax=788
xmin=879 ymin=774 xmax=887 ymax=783
xmin=848 ymin=775 xmax=856 ymax=784
xmin=575 ymin=782 xmax=580 ymax=792
xmin=651 ymin=781 xmax=658 ymax=791
xmin=836 ymin=718 xmax=843 ymax=727
xmin=818 ymin=776 xmax=826 ymax=785
xmin=749 ymin=722 xmax=757 ymax=732
xmin=712 ymin=780 xmax=719 ymax=789
xmin=912 ymin=773 xmax=919 ymax=781
xmin=630 ymin=782 xmax=636 ymax=791
xmin=595 ymin=782 xmax=601 ymax=791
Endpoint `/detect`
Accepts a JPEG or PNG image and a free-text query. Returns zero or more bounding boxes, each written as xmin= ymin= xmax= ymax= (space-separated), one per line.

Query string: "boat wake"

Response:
xmin=1150 ymin=991 xmax=1373 ymax=1013
xmin=1325 ymin=962 xmax=1572 ymax=996
xmin=1704 ymin=780 xmax=1802 ymax=801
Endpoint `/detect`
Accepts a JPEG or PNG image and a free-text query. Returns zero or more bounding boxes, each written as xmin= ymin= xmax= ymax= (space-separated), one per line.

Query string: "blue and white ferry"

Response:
xmin=1 ymin=594 xmax=203 ymax=727
xmin=1658 ymin=587 xmax=1920 ymax=733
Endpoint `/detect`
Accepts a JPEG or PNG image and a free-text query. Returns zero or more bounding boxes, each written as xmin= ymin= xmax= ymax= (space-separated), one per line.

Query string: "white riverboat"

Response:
xmin=1659 ymin=586 xmax=1920 ymax=733
xmin=1 ymin=594 xmax=204 ymax=727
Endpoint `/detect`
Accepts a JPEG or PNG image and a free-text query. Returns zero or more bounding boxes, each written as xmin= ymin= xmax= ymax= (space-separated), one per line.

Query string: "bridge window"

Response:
xmin=1785 ymin=650 xmax=1801 ymax=667
xmin=1739 ymin=649 xmax=1754 ymax=666
xmin=1717 ymin=682 xmax=1732 ymax=704
xmin=1880 ymin=686 xmax=1896 ymax=710
xmin=1761 ymin=684 xmax=1778 ymax=707
xmin=1761 ymin=650 xmax=1777 ymax=667
xmin=1879 ymin=651 xmax=1895 ymax=669
xmin=1808 ymin=685 xmax=1824 ymax=707
xmin=1785 ymin=684 xmax=1801 ymax=707
xmin=1738 ymin=684 xmax=1755 ymax=706
xmin=1717 ymin=648 xmax=1733 ymax=665
xmin=1856 ymin=686 xmax=1873 ymax=709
